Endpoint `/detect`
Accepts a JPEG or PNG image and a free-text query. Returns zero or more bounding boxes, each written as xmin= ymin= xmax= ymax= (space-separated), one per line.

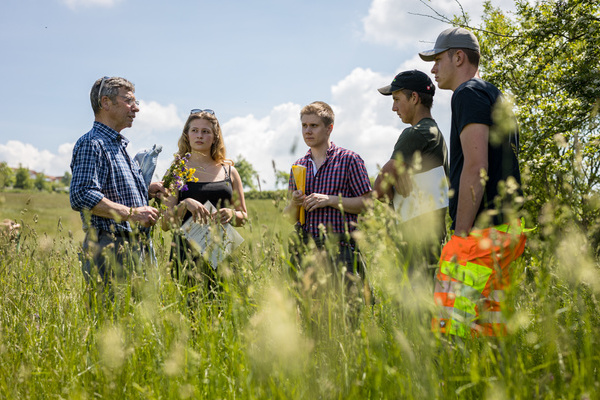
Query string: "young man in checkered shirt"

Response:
xmin=284 ymin=101 xmax=372 ymax=297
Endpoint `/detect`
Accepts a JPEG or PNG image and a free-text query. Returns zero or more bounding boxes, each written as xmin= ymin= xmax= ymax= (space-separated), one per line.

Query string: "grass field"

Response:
xmin=0 ymin=190 xmax=598 ymax=399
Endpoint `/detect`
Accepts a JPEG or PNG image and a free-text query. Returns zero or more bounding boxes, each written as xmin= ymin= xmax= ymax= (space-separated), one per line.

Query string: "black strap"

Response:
xmin=221 ymin=164 xmax=232 ymax=181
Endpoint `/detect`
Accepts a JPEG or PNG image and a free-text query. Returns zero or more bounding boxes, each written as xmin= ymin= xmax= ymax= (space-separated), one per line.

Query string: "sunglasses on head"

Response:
xmin=98 ymin=76 xmax=110 ymax=106
xmin=190 ymin=109 xmax=215 ymax=115
xmin=98 ymin=76 xmax=139 ymax=108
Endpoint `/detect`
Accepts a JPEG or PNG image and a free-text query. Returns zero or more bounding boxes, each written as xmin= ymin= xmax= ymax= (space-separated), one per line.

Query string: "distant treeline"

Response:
xmin=244 ymin=189 xmax=287 ymax=201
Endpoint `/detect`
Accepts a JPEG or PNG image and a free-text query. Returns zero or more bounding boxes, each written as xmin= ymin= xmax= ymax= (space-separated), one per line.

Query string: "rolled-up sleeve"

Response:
xmin=70 ymin=139 xmax=105 ymax=211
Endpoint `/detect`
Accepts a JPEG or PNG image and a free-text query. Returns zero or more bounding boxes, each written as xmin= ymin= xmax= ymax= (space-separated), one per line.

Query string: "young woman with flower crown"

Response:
xmin=161 ymin=109 xmax=247 ymax=292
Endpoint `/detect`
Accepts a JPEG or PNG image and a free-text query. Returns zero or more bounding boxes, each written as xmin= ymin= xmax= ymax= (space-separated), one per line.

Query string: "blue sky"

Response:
xmin=0 ymin=0 xmax=516 ymax=189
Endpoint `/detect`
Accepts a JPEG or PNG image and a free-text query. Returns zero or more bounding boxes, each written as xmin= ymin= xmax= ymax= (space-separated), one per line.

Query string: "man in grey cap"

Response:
xmin=419 ymin=27 xmax=527 ymax=338
xmin=374 ymin=70 xmax=449 ymax=276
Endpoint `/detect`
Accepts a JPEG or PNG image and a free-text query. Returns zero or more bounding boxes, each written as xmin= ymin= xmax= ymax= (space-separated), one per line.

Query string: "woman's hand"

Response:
xmin=181 ymin=198 xmax=211 ymax=223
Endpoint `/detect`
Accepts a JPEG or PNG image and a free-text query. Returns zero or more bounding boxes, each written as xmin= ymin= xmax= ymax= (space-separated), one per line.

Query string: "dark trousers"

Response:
xmin=168 ymin=232 xmax=222 ymax=298
xmin=397 ymin=207 xmax=447 ymax=281
xmin=288 ymin=228 xmax=374 ymax=330
xmin=288 ymin=227 xmax=372 ymax=301
xmin=81 ymin=229 xmax=150 ymax=288
xmin=290 ymin=228 xmax=363 ymax=273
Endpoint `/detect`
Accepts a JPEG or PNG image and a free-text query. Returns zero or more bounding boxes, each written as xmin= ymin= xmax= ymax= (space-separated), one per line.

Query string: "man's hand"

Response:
xmin=374 ymin=159 xmax=413 ymax=199
xmin=283 ymin=190 xmax=306 ymax=224
xmin=395 ymin=171 xmax=413 ymax=198
xmin=148 ymin=181 xmax=167 ymax=199
xmin=303 ymin=193 xmax=330 ymax=212
xmin=291 ymin=190 xmax=306 ymax=206
xmin=129 ymin=206 xmax=160 ymax=228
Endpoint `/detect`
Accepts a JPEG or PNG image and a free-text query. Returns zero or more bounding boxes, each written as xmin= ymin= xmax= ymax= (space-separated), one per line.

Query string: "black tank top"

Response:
xmin=178 ymin=165 xmax=233 ymax=223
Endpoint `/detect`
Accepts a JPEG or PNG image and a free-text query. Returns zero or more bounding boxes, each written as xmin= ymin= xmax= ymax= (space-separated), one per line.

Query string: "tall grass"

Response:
xmin=0 ymin=192 xmax=598 ymax=399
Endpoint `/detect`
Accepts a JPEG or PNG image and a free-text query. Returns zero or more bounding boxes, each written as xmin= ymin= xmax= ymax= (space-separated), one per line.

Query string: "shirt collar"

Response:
xmin=93 ymin=121 xmax=129 ymax=147
xmin=326 ymin=142 xmax=336 ymax=156
xmin=304 ymin=142 xmax=336 ymax=160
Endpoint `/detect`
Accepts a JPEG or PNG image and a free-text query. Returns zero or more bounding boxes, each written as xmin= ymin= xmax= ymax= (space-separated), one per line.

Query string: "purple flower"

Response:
xmin=164 ymin=152 xmax=197 ymax=193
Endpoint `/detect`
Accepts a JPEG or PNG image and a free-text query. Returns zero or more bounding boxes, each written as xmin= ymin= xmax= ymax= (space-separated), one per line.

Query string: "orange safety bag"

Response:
xmin=432 ymin=223 xmax=527 ymax=337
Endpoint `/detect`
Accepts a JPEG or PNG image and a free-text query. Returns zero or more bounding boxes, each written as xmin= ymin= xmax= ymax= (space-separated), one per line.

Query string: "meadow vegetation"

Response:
xmin=0 ymin=191 xmax=598 ymax=399
xmin=0 ymin=2 xmax=598 ymax=398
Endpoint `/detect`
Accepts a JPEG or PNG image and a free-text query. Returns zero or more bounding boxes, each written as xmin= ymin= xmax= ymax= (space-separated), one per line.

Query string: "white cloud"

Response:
xmin=362 ymin=0 xmax=423 ymax=49
xmin=330 ymin=67 xmax=402 ymax=173
xmin=223 ymin=103 xmax=302 ymax=190
xmin=125 ymin=100 xmax=186 ymax=182
xmin=0 ymin=140 xmax=73 ymax=177
xmin=129 ymin=100 xmax=184 ymax=135
xmin=61 ymin=0 xmax=122 ymax=10
xmin=362 ymin=0 xmax=519 ymax=48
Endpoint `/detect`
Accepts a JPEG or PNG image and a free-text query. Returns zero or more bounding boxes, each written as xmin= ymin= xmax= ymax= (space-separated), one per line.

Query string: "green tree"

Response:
xmin=275 ymin=169 xmax=290 ymax=189
xmin=61 ymin=171 xmax=72 ymax=187
xmin=14 ymin=165 xmax=33 ymax=190
xmin=424 ymin=0 xmax=599 ymax=234
xmin=235 ymin=155 xmax=258 ymax=191
xmin=34 ymin=172 xmax=50 ymax=192
xmin=0 ymin=162 xmax=15 ymax=189
xmin=473 ymin=0 xmax=600 ymax=233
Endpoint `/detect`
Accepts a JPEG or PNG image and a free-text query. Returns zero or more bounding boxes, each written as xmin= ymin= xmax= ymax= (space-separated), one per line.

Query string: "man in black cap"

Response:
xmin=419 ymin=27 xmax=526 ymax=337
xmin=374 ymin=69 xmax=449 ymax=275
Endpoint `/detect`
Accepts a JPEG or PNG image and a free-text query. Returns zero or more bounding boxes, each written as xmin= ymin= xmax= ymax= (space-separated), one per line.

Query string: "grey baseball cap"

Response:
xmin=419 ymin=27 xmax=480 ymax=61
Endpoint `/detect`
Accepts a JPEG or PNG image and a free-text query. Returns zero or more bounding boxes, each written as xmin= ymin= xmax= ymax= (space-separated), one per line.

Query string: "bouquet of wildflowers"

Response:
xmin=162 ymin=152 xmax=199 ymax=195
xmin=151 ymin=153 xmax=199 ymax=226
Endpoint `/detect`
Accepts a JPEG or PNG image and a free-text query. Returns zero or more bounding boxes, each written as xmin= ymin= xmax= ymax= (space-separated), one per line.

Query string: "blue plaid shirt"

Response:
xmin=70 ymin=122 xmax=149 ymax=233
xmin=288 ymin=142 xmax=372 ymax=238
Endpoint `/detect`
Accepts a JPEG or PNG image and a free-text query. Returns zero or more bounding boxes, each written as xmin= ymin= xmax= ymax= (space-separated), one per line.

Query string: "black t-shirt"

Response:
xmin=391 ymin=117 xmax=448 ymax=175
xmin=449 ymin=78 xmax=522 ymax=230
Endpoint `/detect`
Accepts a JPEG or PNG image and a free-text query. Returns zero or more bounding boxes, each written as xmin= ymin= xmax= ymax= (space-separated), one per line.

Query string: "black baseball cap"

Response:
xmin=377 ymin=70 xmax=435 ymax=96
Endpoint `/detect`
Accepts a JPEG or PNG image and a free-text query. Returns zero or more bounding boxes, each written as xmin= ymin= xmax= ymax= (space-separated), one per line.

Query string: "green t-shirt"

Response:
xmin=391 ymin=117 xmax=448 ymax=175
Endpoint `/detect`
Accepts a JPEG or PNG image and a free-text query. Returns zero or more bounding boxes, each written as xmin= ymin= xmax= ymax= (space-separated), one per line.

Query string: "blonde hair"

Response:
xmin=300 ymin=101 xmax=335 ymax=127
xmin=177 ymin=111 xmax=232 ymax=165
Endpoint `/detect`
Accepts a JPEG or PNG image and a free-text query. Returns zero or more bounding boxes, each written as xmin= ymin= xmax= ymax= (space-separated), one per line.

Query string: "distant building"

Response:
xmin=10 ymin=167 xmax=62 ymax=183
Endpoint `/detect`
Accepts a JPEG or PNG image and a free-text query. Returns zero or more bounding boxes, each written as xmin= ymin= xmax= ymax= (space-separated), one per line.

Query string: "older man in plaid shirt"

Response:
xmin=70 ymin=76 xmax=165 ymax=293
xmin=284 ymin=101 xmax=372 ymax=299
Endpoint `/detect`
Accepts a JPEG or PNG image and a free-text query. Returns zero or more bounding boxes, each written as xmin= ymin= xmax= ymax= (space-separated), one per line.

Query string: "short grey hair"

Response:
xmin=90 ymin=76 xmax=135 ymax=115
